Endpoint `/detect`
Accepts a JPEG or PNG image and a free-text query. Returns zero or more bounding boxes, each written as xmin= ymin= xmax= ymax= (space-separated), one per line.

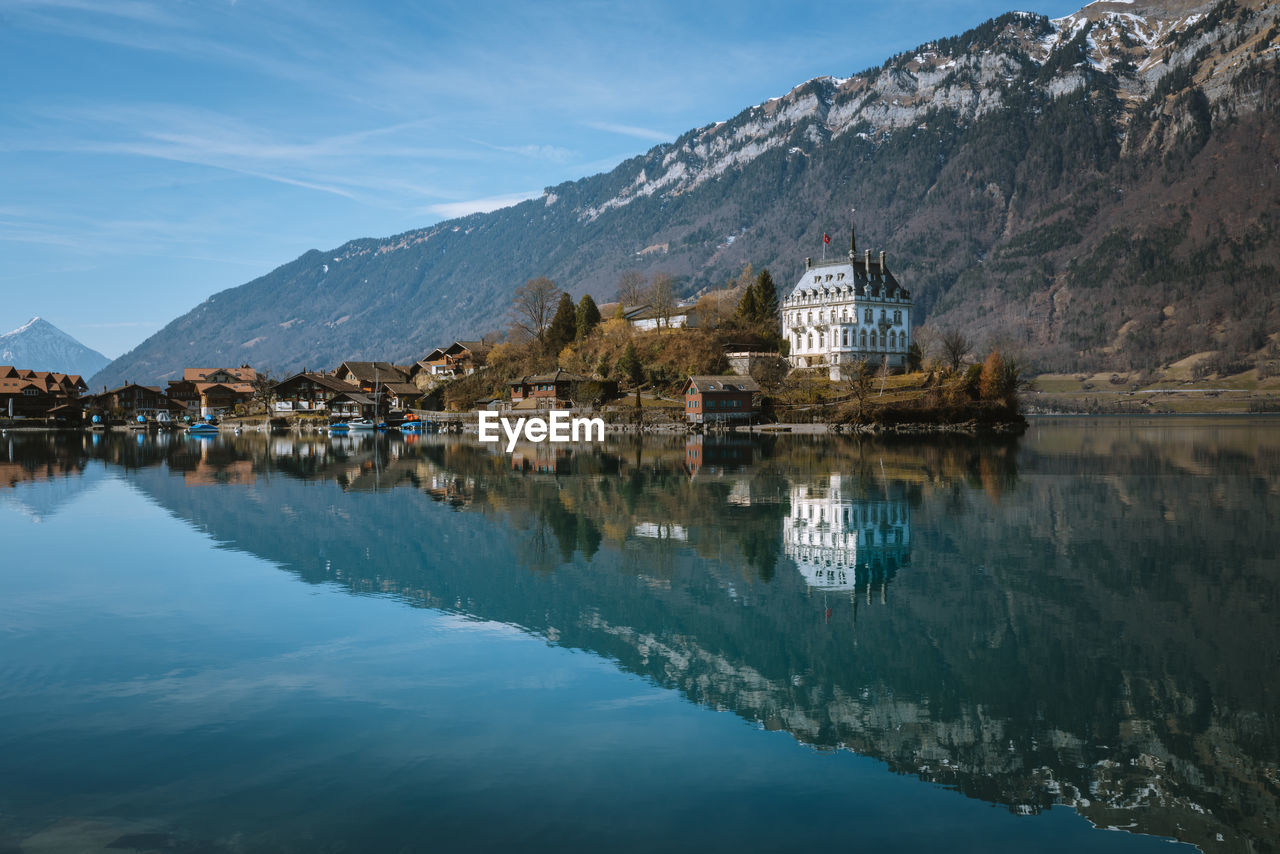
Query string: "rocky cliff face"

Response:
xmin=94 ymin=0 xmax=1280 ymax=387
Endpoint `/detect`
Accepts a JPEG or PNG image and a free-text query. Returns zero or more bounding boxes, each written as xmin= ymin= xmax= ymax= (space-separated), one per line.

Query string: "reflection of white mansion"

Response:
xmin=782 ymin=226 xmax=913 ymax=379
xmin=784 ymin=475 xmax=911 ymax=591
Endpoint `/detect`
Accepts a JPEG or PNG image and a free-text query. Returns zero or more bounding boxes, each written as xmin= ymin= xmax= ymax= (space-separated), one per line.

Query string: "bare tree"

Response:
xmin=510 ymin=277 xmax=562 ymax=344
xmin=941 ymin=329 xmax=972 ymax=372
xmin=648 ymin=273 xmax=676 ymax=329
xmin=616 ymin=270 xmax=648 ymax=307
xmin=913 ymin=324 xmax=940 ymax=366
xmin=840 ymin=358 xmax=874 ymax=420
xmin=250 ymin=370 xmax=276 ymax=414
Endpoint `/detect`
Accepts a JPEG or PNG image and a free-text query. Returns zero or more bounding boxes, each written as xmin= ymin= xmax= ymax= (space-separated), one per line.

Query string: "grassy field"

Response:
xmin=1027 ymin=366 xmax=1280 ymax=414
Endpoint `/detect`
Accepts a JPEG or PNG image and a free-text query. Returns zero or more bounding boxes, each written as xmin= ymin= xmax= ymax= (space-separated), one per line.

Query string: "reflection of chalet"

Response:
xmin=784 ymin=476 xmax=911 ymax=590
xmin=683 ymin=435 xmax=755 ymax=476
xmin=0 ymin=366 xmax=88 ymax=420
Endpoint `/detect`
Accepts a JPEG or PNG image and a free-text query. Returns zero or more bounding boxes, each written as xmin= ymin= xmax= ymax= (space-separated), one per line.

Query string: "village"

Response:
xmin=1 ymin=234 xmax=1027 ymax=435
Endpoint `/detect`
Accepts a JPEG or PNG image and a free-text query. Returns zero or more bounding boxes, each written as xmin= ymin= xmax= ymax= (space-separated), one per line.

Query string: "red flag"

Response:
xmin=823 ymin=233 xmax=831 ymax=245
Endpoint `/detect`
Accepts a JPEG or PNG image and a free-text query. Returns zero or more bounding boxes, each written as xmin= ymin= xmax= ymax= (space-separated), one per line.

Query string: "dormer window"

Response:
xmin=837 ymin=273 xmax=845 ymax=281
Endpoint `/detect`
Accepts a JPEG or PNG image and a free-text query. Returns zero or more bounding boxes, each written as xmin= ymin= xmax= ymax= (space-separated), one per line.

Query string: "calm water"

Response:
xmin=1 ymin=420 xmax=1277 ymax=853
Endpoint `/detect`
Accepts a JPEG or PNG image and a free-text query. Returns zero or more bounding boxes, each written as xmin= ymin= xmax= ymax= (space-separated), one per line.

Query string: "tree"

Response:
xmin=547 ymin=292 xmax=577 ymax=355
xmin=511 ymin=277 xmax=561 ymax=344
xmin=941 ymin=329 xmax=972 ymax=372
xmin=250 ymin=370 xmax=275 ymax=414
xmin=737 ymin=285 xmax=761 ymax=322
xmin=906 ymin=341 xmax=924 ymax=372
xmin=980 ymin=350 xmax=1006 ymax=401
xmin=575 ymin=294 xmax=601 ymax=340
xmin=648 ymin=273 xmax=677 ymax=329
xmin=616 ymin=270 xmax=647 ymax=307
xmin=616 ymin=341 xmax=644 ymax=386
xmin=754 ymin=269 xmax=779 ymax=322
xmin=841 ymin=359 xmax=875 ymax=420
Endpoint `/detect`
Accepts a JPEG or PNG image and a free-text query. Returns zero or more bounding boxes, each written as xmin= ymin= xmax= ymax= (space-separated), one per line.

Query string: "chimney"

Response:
xmin=879 ymin=250 xmax=887 ymax=272
xmin=850 ymin=223 xmax=857 ymax=255
xmin=805 ymin=257 xmax=812 ymax=270
xmin=864 ymin=249 xmax=870 ymax=269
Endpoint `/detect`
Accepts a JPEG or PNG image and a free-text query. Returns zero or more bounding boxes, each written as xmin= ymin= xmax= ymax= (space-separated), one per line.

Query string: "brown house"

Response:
xmin=0 ymin=366 xmax=88 ymax=420
xmin=508 ymin=369 xmax=617 ymax=408
xmin=271 ymin=372 xmax=361 ymax=413
xmin=86 ymin=383 xmax=177 ymax=420
xmin=681 ymin=375 xmax=759 ymax=424
xmin=167 ymin=366 xmax=258 ymax=417
xmin=414 ymin=341 xmax=493 ymax=380
xmin=335 ymin=361 xmax=411 ymax=391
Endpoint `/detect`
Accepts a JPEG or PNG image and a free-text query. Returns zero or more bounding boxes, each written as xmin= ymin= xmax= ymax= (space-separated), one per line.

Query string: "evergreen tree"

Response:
xmin=547 ymin=293 xmax=577 ymax=355
xmin=575 ymin=294 xmax=601 ymax=340
xmin=737 ymin=285 xmax=760 ymax=322
xmin=616 ymin=341 xmax=644 ymax=386
xmin=754 ymin=269 xmax=779 ymax=322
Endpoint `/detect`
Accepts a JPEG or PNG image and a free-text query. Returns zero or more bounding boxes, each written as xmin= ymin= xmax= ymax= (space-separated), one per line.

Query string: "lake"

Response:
xmin=1 ymin=419 xmax=1277 ymax=853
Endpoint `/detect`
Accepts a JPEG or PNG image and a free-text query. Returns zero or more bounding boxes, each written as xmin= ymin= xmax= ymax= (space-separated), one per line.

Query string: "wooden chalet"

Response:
xmin=167 ymin=366 xmax=258 ymax=418
xmin=86 ymin=383 xmax=181 ymax=420
xmin=335 ymin=361 xmax=411 ymax=392
xmin=271 ymin=372 xmax=361 ymax=413
xmin=681 ymin=375 xmax=759 ymax=424
xmin=414 ymin=341 xmax=492 ymax=379
xmin=508 ymin=369 xmax=617 ymax=408
xmin=0 ymin=366 xmax=89 ymax=421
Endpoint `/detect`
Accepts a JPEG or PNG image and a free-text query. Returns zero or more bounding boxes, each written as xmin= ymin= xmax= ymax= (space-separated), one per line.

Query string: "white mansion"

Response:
xmin=782 ymin=226 xmax=913 ymax=378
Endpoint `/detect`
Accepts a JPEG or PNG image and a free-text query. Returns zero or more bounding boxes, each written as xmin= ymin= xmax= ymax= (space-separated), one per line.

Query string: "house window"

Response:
xmin=864 ymin=308 xmax=872 ymax=323
xmin=842 ymin=328 xmax=849 ymax=347
xmin=894 ymin=310 xmax=902 ymax=324
xmin=860 ymin=329 xmax=867 ymax=348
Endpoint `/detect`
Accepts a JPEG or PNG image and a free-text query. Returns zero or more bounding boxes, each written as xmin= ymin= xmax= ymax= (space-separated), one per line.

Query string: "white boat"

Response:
xmin=329 ymin=417 xmax=375 ymax=434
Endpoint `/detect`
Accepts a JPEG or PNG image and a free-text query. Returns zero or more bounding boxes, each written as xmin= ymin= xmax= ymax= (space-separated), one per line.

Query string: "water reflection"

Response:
xmin=1 ymin=422 xmax=1278 ymax=853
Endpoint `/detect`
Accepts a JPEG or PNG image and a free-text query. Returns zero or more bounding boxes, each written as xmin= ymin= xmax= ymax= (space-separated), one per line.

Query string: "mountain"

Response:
xmin=93 ymin=0 xmax=1280 ymax=388
xmin=0 ymin=316 xmax=110 ymax=378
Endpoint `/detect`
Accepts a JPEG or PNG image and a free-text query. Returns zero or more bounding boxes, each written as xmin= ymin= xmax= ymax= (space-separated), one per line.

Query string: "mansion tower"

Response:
xmin=782 ymin=225 xmax=913 ymax=379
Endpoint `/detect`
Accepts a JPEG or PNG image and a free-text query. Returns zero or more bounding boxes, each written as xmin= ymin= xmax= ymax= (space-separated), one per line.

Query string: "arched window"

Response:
xmin=842 ymin=328 xmax=849 ymax=347
xmin=859 ymin=329 xmax=867 ymax=348
xmin=807 ymin=333 xmax=813 ymax=350
xmin=819 ymin=331 xmax=826 ymax=349
xmin=870 ymin=331 xmax=878 ymax=349
xmin=889 ymin=331 xmax=897 ymax=349
xmin=807 ymin=311 xmax=813 ymax=323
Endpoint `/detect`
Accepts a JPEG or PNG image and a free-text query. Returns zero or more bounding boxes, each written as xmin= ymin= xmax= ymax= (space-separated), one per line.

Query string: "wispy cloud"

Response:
xmin=425 ymin=192 xmax=542 ymax=219
xmin=584 ymin=121 xmax=673 ymax=142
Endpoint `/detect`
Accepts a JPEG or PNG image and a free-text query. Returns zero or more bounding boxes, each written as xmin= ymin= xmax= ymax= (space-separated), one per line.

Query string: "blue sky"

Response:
xmin=1 ymin=0 xmax=1074 ymax=358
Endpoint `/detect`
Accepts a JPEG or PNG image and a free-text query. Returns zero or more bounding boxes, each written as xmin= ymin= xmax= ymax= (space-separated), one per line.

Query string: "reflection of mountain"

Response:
xmin=785 ymin=476 xmax=910 ymax=591
xmin=0 ymin=433 xmax=104 ymax=521
xmin=19 ymin=425 xmax=1280 ymax=854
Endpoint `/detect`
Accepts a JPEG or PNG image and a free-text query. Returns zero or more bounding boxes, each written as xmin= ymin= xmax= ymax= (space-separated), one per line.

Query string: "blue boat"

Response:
xmin=187 ymin=421 xmax=219 ymax=435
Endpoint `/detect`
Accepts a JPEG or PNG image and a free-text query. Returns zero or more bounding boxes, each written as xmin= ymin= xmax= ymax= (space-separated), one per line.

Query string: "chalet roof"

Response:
xmin=685 ymin=375 xmax=760 ymax=393
xmin=0 ymin=367 xmax=87 ymax=393
xmin=512 ymin=368 xmax=591 ymax=385
xmin=628 ymin=305 xmax=691 ymax=321
xmin=337 ymin=361 xmax=410 ymax=384
xmin=272 ymin=372 xmax=360 ymax=394
xmin=195 ymin=382 xmax=254 ymax=395
xmin=447 ymin=340 xmax=491 ymax=357
xmin=183 ymin=366 xmax=258 ymax=382
xmin=381 ymin=382 xmax=421 ymax=397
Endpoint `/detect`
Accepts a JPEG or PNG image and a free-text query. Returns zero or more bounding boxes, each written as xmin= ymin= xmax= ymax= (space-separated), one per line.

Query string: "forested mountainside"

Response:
xmin=93 ymin=0 xmax=1280 ymax=387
